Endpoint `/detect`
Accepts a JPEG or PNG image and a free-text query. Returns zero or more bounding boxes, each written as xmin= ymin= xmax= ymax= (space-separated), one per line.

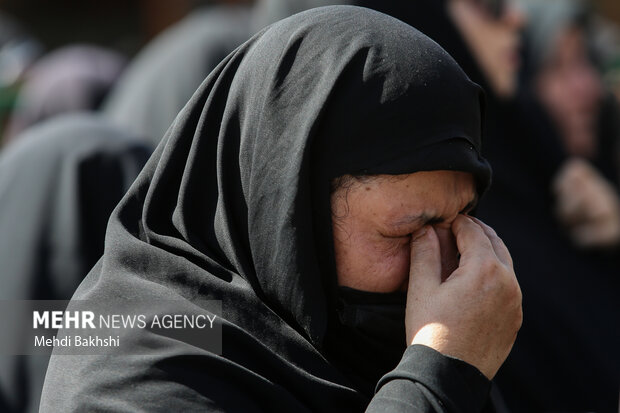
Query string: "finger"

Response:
xmin=408 ymin=226 xmax=442 ymax=298
xmin=572 ymin=222 xmax=620 ymax=248
xmin=552 ymin=161 xmax=578 ymax=196
xmin=571 ymin=223 xmax=603 ymax=248
xmin=553 ymin=158 xmax=587 ymax=196
xmin=469 ymin=217 xmax=513 ymax=267
xmin=556 ymin=191 xmax=588 ymax=225
xmin=452 ymin=215 xmax=494 ymax=264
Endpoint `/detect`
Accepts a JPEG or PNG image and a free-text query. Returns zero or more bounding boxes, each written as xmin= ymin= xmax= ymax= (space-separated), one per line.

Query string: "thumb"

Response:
xmin=408 ymin=226 xmax=442 ymax=298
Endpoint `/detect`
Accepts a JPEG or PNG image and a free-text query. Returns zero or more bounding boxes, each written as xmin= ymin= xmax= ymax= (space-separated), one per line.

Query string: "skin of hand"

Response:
xmin=406 ymin=215 xmax=522 ymax=380
xmin=331 ymin=171 xmax=521 ymax=379
xmin=552 ymin=158 xmax=620 ymax=248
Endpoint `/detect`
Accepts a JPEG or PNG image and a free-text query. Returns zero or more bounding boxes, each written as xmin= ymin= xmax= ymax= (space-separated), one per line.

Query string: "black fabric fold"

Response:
xmin=370 ymin=345 xmax=491 ymax=412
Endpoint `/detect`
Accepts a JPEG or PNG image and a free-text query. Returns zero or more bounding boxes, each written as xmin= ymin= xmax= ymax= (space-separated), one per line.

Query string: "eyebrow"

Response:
xmin=390 ymin=193 xmax=479 ymax=228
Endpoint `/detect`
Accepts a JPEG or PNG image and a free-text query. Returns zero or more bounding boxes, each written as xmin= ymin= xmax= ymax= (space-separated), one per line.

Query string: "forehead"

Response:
xmin=345 ymin=170 xmax=477 ymax=222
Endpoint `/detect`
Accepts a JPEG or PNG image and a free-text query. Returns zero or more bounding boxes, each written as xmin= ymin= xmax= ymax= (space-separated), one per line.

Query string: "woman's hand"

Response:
xmin=553 ymin=158 xmax=620 ymax=249
xmin=405 ymin=215 xmax=522 ymax=379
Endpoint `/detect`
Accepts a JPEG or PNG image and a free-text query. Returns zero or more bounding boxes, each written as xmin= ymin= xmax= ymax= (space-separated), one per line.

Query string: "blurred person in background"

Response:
xmin=0 ymin=1 xmax=259 ymax=412
xmin=482 ymin=0 xmax=619 ymax=411
xmin=0 ymin=11 xmax=41 ymax=148
xmin=522 ymin=0 xmax=620 ymax=249
xmin=103 ymin=0 xmax=255 ymax=146
xmin=102 ymin=0 xmax=343 ymax=147
xmin=591 ymin=10 xmax=620 ymax=106
xmin=2 ymin=45 xmax=126 ymax=145
xmin=250 ymin=0 xmax=348 ymax=29
xmin=0 ymin=114 xmax=152 ymax=413
xmin=603 ymin=56 xmax=620 ymax=104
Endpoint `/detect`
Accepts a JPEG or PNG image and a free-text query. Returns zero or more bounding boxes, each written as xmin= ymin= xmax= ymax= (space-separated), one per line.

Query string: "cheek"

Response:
xmin=374 ymin=241 xmax=411 ymax=291
xmin=334 ymin=234 xmax=411 ymax=292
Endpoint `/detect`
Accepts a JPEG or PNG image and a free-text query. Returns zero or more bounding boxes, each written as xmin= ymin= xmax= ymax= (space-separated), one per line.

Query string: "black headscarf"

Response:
xmin=0 ymin=114 xmax=151 ymax=412
xmin=354 ymin=0 xmax=489 ymax=99
xmin=41 ymin=6 xmax=491 ymax=411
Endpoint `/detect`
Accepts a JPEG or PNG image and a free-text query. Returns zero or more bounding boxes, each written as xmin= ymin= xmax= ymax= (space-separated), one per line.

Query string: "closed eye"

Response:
xmin=383 ymin=232 xmax=413 ymax=240
xmin=425 ymin=217 xmax=444 ymax=225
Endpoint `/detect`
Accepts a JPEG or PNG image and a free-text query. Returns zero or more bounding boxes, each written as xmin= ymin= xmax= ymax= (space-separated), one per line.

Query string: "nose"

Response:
xmin=573 ymin=64 xmax=602 ymax=104
xmin=502 ymin=0 xmax=527 ymax=30
xmin=435 ymin=226 xmax=460 ymax=282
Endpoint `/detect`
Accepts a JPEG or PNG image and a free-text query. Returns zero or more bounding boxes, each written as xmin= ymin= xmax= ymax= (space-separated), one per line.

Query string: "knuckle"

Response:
xmin=509 ymin=303 xmax=524 ymax=334
xmin=477 ymin=219 xmax=498 ymax=237
xmin=506 ymin=280 xmax=523 ymax=331
xmin=487 ymin=229 xmax=500 ymax=242
xmin=505 ymin=274 xmax=521 ymax=300
xmin=515 ymin=307 xmax=523 ymax=330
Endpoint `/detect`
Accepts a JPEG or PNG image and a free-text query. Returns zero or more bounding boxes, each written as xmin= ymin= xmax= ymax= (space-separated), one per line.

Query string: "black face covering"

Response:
xmin=329 ymin=287 xmax=407 ymax=393
xmin=41 ymin=6 xmax=491 ymax=412
xmin=335 ymin=288 xmax=407 ymax=341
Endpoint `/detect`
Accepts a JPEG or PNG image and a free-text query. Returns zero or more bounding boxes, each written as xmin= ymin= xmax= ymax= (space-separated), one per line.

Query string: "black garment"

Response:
xmin=482 ymin=76 xmax=620 ymax=413
xmin=0 ymin=114 xmax=152 ymax=413
xmin=516 ymin=90 xmax=620 ymax=189
xmin=477 ymin=102 xmax=620 ymax=411
xmin=41 ymin=6 xmax=493 ymax=412
xmin=487 ymin=3 xmax=620 ymax=410
xmin=329 ymin=287 xmax=407 ymax=394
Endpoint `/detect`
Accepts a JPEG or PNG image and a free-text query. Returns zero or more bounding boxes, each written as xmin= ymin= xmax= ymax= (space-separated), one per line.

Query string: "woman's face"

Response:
xmin=536 ymin=26 xmax=602 ymax=158
xmin=449 ymin=0 xmax=525 ymax=98
xmin=331 ymin=170 xmax=477 ymax=293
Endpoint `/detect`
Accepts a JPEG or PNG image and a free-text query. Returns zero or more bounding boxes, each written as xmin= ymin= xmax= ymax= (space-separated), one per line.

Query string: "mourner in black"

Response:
xmin=41 ymin=7 xmax=521 ymax=412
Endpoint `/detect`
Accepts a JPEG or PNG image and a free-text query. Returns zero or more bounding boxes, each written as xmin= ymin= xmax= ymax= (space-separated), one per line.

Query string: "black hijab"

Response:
xmin=355 ymin=0 xmax=495 ymax=106
xmin=41 ymin=6 xmax=490 ymax=411
xmin=0 ymin=114 xmax=151 ymax=413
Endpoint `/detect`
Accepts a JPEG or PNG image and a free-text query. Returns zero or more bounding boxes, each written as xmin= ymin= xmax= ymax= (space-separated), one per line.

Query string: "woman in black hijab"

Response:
xmin=519 ymin=0 xmax=620 ymax=248
xmin=41 ymin=6 xmax=521 ymax=412
xmin=490 ymin=1 xmax=620 ymax=410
